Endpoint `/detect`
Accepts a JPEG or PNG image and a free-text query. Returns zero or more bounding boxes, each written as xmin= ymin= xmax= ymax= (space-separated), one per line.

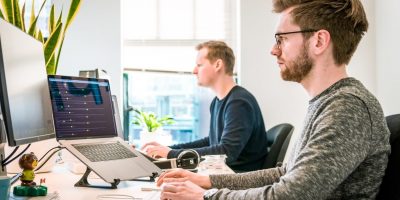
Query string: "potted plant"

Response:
xmin=0 ymin=0 xmax=82 ymax=74
xmin=132 ymin=108 xmax=175 ymax=145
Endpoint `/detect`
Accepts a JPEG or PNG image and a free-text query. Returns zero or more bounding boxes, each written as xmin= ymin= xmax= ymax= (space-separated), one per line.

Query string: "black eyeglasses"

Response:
xmin=274 ymin=29 xmax=317 ymax=49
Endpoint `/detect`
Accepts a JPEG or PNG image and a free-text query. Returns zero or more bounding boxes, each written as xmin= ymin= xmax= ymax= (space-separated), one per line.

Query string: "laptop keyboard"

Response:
xmin=73 ymin=142 xmax=137 ymax=162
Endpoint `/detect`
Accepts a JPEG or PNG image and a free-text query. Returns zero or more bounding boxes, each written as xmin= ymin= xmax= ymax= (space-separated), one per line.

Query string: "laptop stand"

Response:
xmin=75 ymin=167 xmax=120 ymax=189
xmin=75 ymin=167 xmax=159 ymax=189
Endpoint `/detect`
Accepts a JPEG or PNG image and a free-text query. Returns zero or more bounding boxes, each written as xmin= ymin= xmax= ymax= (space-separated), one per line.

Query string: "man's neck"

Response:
xmin=212 ymin=76 xmax=236 ymax=100
xmin=301 ymin=64 xmax=348 ymax=98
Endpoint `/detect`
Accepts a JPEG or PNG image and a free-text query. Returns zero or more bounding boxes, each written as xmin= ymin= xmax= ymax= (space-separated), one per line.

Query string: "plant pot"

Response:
xmin=139 ymin=129 xmax=173 ymax=146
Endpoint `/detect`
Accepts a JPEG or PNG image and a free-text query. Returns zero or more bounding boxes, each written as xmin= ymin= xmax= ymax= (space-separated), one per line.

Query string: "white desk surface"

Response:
xmin=8 ymin=162 xmax=234 ymax=200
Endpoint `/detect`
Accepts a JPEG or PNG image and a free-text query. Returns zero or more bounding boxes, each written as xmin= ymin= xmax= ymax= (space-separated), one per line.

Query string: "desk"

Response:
xmin=8 ymin=162 xmax=234 ymax=200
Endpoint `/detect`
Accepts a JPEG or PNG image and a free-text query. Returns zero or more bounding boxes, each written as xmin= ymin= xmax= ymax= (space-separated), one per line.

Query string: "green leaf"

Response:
xmin=48 ymin=4 xmax=54 ymax=34
xmin=29 ymin=0 xmax=35 ymax=27
xmin=12 ymin=0 xmax=24 ymax=30
xmin=64 ymin=0 xmax=81 ymax=30
xmin=46 ymin=54 xmax=56 ymax=74
xmin=21 ymin=1 xmax=25 ymax=31
xmin=0 ymin=9 xmax=3 ymax=20
xmin=27 ymin=0 xmax=47 ymax=36
xmin=44 ymin=22 xmax=62 ymax=75
xmin=37 ymin=30 xmax=43 ymax=43
xmin=1 ymin=0 xmax=15 ymax=23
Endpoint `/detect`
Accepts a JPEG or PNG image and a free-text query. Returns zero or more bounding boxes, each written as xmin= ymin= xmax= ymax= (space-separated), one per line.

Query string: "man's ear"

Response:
xmin=312 ymin=29 xmax=331 ymax=55
xmin=214 ymin=59 xmax=224 ymax=72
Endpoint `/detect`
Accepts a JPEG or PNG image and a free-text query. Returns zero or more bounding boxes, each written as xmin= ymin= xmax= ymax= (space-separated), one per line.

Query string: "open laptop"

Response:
xmin=47 ymin=75 xmax=161 ymax=184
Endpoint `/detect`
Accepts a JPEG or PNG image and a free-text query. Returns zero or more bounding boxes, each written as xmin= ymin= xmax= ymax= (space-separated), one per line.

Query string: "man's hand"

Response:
xmin=141 ymin=141 xmax=171 ymax=158
xmin=157 ymin=168 xmax=212 ymax=189
xmin=161 ymin=180 xmax=206 ymax=200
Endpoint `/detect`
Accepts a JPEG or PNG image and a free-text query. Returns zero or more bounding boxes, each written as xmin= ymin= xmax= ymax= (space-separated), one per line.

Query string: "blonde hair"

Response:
xmin=196 ymin=41 xmax=235 ymax=75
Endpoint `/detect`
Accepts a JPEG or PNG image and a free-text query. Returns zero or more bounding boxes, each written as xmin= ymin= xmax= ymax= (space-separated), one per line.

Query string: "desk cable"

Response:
xmin=1 ymin=144 xmax=31 ymax=166
xmin=35 ymin=146 xmax=64 ymax=171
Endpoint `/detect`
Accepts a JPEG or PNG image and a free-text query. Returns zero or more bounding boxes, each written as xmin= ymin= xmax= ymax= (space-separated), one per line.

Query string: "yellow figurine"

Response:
xmin=19 ymin=152 xmax=38 ymax=186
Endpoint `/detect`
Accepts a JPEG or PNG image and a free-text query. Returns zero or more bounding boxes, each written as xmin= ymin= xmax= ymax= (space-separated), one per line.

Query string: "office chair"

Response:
xmin=263 ymin=123 xmax=294 ymax=169
xmin=376 ymin=114 xmax=400 ymax=200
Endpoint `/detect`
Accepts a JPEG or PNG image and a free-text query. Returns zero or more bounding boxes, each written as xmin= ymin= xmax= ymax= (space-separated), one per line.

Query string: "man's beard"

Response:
xmin=281 ymin=44 xmax=313 ymax=83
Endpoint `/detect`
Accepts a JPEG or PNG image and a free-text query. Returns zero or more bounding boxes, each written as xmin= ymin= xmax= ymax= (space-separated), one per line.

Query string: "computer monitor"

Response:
xmin=0 ymin=18 xmax=55 ymax=148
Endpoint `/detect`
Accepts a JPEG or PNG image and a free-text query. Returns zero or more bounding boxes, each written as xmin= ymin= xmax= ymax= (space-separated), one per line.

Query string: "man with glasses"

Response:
xmin=156 ymin=0 xmax=391 ymax=199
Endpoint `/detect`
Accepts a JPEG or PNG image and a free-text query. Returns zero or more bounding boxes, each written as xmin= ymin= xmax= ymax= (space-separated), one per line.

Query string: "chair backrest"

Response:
xmin=376 ymin=114 xmax=400 ymax=200
xmin=263 ymin=123 xmax=294 ymax=169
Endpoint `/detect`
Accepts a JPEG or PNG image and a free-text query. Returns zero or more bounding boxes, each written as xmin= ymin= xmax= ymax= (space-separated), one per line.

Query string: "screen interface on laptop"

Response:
xmin=48 ymin=75 xmax=117 ymax=139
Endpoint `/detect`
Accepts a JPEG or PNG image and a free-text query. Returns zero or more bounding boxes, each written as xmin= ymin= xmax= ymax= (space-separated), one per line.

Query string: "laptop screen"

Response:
xmin=47 ymin=75 xmax=117 ymax=139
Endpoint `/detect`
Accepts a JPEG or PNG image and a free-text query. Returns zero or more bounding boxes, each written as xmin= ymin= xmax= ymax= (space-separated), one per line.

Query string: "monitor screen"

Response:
xmin=0 ymin=18 xmax=55 ymax=146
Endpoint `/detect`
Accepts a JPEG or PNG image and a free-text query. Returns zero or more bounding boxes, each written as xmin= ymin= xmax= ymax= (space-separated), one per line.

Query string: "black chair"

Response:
xmin=376 ymin=114 xmax=400 ymax=200
xmin=263 ymin=123 xmax=294 ymax=169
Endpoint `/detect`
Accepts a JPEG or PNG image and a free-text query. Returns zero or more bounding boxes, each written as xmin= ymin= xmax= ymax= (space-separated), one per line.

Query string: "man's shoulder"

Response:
xmin=329 ymin=79 xmax=380 ymax=110
xmin=228 ymin=85 xmax=256 ymax=99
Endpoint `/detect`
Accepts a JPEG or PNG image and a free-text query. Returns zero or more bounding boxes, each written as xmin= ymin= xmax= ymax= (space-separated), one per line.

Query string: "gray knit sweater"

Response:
xmin=209 ymin=78 xmax=391 ymax=200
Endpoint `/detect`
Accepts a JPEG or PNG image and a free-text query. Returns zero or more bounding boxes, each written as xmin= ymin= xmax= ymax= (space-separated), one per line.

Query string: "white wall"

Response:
xmin=376 ymin=0 xmax=400 ymax=116
xmin=57 ymin=0 xmax=122 ymax=102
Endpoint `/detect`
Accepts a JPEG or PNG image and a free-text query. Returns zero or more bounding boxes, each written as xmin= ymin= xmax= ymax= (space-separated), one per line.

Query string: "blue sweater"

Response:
xmin=167 ymin=86 xmax=268 ymax=172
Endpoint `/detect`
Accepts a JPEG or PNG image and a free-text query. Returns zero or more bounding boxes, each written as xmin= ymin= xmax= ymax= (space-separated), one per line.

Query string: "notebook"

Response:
xmin=47 ymin=75 xmax=161 ymax=184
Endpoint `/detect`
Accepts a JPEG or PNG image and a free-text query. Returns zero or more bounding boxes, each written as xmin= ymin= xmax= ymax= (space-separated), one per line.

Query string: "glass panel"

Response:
xmin=159 ymin=0 xmax=194 ymax=39
xmin=125 ymin=71 xmax=213 ymax=147
xmin=122 ymin=0 xmax=157 ymax=39
xmin=123 ymin=46 xmax=197 ymax=72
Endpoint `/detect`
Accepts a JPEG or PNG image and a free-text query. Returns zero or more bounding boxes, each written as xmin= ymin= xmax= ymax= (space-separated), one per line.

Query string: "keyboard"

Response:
xmin=73 ymin=142 xmax=137 ymax=162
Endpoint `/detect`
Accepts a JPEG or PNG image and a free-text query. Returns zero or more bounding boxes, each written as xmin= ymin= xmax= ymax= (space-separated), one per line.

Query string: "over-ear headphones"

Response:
xmin=152 ymin=149 xmax=200 ymax=170
xmin=176 ymin=149 xmax=200 ymax=169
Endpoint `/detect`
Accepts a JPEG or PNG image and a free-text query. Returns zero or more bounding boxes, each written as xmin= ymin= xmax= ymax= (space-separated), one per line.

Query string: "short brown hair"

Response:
xmin=273 ymin=0 xmax=368 ymax=65
xmin=196 ymin=41 xmax=235 ymax=75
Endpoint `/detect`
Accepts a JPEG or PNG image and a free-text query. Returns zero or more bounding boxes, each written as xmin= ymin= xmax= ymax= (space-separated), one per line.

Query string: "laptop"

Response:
xmin=47 ymin=75 xmax=161 ymax=184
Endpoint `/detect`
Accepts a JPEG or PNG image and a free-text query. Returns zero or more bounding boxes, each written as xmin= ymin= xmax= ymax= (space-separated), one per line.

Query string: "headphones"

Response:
xmin=176 ymin=149 xmax=200 ymax=169
xmin=153 ymin=149 xmax=200 ymax=170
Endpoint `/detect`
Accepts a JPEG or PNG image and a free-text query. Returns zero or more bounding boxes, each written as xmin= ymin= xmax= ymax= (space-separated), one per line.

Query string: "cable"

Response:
xmin=35 ymin=147 xmax=64 ymax=172
xmin=1 ymin=146 xmax=19 ymax=164
xmin=38 ymin=146 xmax=63 ymax=162
xmin=10 ymin=172 xmax=22 ymax=185
xmin=2 ymin=143 xmax=31 ymax=166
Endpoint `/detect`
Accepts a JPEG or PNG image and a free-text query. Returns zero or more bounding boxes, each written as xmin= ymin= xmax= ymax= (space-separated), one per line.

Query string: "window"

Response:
xmin=122 ymin=0 xmax=237 ymax=146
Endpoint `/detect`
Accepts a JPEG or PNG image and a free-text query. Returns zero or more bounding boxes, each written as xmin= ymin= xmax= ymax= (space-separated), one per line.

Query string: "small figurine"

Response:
xmin=19 ymin=152 xmax=38 ymax=186
xmin=13 ymin=152 xmax=48 ymax=197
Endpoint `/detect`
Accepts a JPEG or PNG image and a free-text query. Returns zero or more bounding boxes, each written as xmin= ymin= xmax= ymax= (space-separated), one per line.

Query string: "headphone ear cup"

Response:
xmin=177 ymin=149 xmax=200 ymax=169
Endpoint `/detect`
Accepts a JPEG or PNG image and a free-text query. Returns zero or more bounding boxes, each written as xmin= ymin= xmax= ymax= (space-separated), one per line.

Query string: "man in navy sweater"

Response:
xmin=142 ymin=41 xmax=268 ymax=172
